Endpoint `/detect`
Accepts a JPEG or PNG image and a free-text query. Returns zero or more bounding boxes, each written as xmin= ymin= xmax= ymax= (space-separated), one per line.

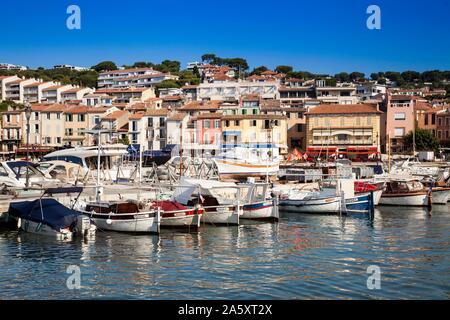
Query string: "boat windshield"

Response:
xmin=8 ymin=164 xmax=45 ymax=179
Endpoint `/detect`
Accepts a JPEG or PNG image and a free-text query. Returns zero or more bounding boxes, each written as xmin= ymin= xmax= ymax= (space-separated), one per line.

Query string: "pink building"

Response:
xmin=382 ymin=95 xmax=417 ymax=153
xmin=195 ymin=113 xmax=222 ymax=150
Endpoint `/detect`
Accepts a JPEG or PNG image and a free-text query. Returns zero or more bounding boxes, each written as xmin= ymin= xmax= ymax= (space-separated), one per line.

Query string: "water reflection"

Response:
xmin=0 ymin=205 xmax=449 ymax=299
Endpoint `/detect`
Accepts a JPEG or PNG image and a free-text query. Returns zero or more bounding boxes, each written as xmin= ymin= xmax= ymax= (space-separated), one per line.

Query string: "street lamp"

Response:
xmin=24 ymin=101 xmax=32 ymax=188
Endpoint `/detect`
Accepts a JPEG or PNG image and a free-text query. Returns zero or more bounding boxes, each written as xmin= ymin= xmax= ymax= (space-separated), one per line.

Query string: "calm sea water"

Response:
xmin=0 ymin=206 xmax=449 ymax=300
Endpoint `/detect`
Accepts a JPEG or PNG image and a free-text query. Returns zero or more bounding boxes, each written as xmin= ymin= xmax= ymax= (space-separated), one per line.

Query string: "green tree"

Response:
xmin=401 ymin=70 xmax=421 ymax=83
xmin=117 ymin=135 xmax=130 ymax=146
xmin=201 ymin=54 xmax=216 ymax=63
xmin=335 ymin=72 xmax=350 ymax=82
xmin=91 ymin=61 xmax=117 ymax=72
xmin=404 ymin=128 xmax=440 ymax=153
xmin=349 ymin=72 xmax=365 ymax=82
xmin=250 ymin=66 xmax=268 ymax=75
xmin=275 ymin=65 xmax=293 ymax=74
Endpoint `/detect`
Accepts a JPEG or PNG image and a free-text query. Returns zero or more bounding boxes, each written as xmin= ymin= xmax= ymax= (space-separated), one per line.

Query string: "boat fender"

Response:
xmin=106 ymin=218 xmax=112 ymax=225
xmin=17 ymin=218 xmax=21 ymax=229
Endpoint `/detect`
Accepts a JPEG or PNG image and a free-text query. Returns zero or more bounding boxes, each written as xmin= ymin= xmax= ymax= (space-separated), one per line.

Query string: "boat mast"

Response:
xmin=96 ymin=131 xmax=101 ymax=203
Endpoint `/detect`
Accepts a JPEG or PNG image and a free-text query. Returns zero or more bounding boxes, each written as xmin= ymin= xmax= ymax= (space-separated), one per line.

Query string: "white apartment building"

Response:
xmin=61 ymin=87 xmax=93 ymax=103
xmin=197 ymin=80 xmax=279 ymax=101
xmin=315 ymin=86 xmax=359 ymax=104
xmin=97 ymin=68 xmax=178 ymax=88
xmin=82 ymin=93 xmax=114 ymax=107
xmin=41 ymin=85 xmax=74 ymax=104
xmin=128 ymin=109 xmax=169 ymax=150
xmin=4 ymin=78 xmax=37 ymax=103
xmin=23 ymin=81 xmax=57 ymax=104
xmin=53 ymin=64 xmax=90 ymax=71
xmin=95 ymin=88 xmax=156 ymax=104
xmin=0 ymin=63 xmax=27 ymax=71
xmin=0 ymin=75 xmax=20 ymax=101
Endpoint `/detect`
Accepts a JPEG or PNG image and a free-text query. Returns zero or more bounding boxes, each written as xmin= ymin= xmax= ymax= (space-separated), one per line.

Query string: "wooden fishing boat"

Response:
xmin=379 ymin=179 xmax=430 ymax=207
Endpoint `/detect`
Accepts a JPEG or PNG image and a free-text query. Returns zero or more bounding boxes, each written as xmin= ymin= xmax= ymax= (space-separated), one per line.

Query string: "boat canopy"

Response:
xmin=173 ymin=177 xmax=238 ymax=205
xmin=8 ymin=199 xmax=80 ymax=231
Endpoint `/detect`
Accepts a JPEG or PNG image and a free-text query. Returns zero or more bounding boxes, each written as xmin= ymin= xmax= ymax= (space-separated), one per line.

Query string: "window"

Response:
xmin=367 ymin=116 xmax=372 ymax=125
xmin=45 ymin=137 xmax=51 ymax=144
xmin=432 ymin=114 xmax=436 ymax=125
xmin=35 ymin=124 xmax=39 ymax=134
xmin=148 ymin=118 xmax=153 ymax=127
xmin=159 ymin=117 xmax=166 ymax=127
xmin=225 ymin=120 xmax=230 ymax=127
xmin=34 ymin=112 xmax=39 ymax=120
xmin=132 ymin=121 xmax=138 ymax=132
xmin=394 ymin=113 xmax=406 ymax=120
xmin=57 ymin=137 xmax=61 ymax=144
xmin=65 ymin=128 xmax=73 ymax=136
xmin=66 ymin=114 xmax=73 ymax=122
xmin=6 ymin=115 xmax=10 ymax=122
xmin=214 ymin=120 xmax=220 ymax=128
xmin=57 ymin=113 xmax=61 ymax=120
xmin=94 ymin=116 xmax=100 ymax=125
xmin=204 ymin=120 xmax=210 ymax=129
xmin=297 ymin=124 xmax=304 ymax=132
xmin=250 ymin=120 xmax=257 ymax=127
xmin=425 ymin=115 xmax=429 ymax=125
xmin=78 ymin=114 xmax=85 ymax=122
xmin=394 ymin=127 xmax=405 ymax=137
xmin=46 ymin=113 xmax=50 ymax=120
xmin=235 ymin=120 xmax=240 ymax=126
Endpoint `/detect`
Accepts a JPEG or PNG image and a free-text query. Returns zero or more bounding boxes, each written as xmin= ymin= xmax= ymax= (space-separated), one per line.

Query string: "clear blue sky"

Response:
xmin=1 ymin=0 xmax=449 ymax=75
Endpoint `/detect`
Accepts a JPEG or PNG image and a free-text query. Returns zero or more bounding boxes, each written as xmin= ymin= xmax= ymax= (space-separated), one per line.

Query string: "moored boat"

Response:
xmin=8 ymin=198 xmax=96 ymax=240
xmin=379 ymin=179 xmax=430 ymax=207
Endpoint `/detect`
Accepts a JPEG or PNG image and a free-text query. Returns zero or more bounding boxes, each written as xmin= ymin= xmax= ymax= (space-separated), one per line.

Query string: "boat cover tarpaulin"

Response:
xmin=152 ymin=200 xmax=188 ymax=211
xmin=8 ymin=199 xmax=79 ymax=231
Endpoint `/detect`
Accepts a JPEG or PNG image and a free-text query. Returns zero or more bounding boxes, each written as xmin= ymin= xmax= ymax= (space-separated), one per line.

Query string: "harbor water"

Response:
xmin=0 ymin=206 xmax=449 ymax=299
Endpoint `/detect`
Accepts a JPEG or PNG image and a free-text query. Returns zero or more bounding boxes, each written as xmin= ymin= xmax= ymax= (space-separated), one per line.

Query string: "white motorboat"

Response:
xmin=43 ymin=144 xmax=133 ymax=182
xmin=212 ymin=146 xmax=280 ymax=178
xmin=240 ymin=182 xmax=278 ymax=221
xmin=279 ymin=188 xmax=342 ymax=214
xmin=8 ymin=197 xmax=96 ymax=240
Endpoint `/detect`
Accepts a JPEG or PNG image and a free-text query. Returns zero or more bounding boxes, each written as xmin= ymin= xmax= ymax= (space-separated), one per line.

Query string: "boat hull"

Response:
xmin=346 ymin=193 xmax=374 ymax=214
xmin=88 ymin=215 xmax=159 ymax=233
xmin=242 ymin=201 xmax=278 ymax=220
xmin=16 ymin=218 xmax=74 ymax=240
xmin=431 ymin=187 xmax=450 ymax=204
xmin=379 ymin=192 xmax=429 ymax=206
xmin=202 ymin=207 xmax=239 ymax=225
xmin=213 ymin=159 xmax=279 ymax=176
xmin=280 ymin=197 xmax=341 ymax=214
xmin=160 ymin=213 xmax=201 ymax=228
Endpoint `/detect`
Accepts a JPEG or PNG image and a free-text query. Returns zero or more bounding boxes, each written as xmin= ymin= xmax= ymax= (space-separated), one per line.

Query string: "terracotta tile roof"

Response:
xmin=102 ymin=110 xmax=127 ymax=120
xmin=390 ymin=95 xmax=416 ymax=101
xmin=306 ymin=104 xmax=382 ymax=115
xmin=65 ymin=106 xmax=108 ymax=114
xmin=62 ymin=87 xmax=85 ymax=94
xmin=195 ymin=113 xmax=223 ymax=119
xmin=167 ymin=113 xmax=186 ymax=121
xmin=180 ymin=100 xmax=221 ymax=111
xmin=129 ymin=112 xmax=145 ymax=120
xmin=30 ymin=104 xmax=51 ymax=111
xmin=0 ymin=76 xmax=17 ymax=80
xmin=222 ymin=114 xmax=287 ymax=120
xmin=96 ymin=88 xmax=149 ymax=94
xmin=42 ymin=85 xmax=66 ymax=91
xmin=8 ymin=79 xmax=28 ymax=85
xmin=40 ymin=104 xmax=68 ymax=112
xmin=162 ymin=95 xmax=183 ymax=101
xmin=212 ymin=73 xmax=236 ymax=82
xmin=145 ymin=109 xmax=170 ymax=116
xmin=23 ymin=82 xmax=43 ymax=88
xmin=414 ymin=102 xmax=433 ymax=111
xmin=241 ymin=94 xmax=260 ymax=102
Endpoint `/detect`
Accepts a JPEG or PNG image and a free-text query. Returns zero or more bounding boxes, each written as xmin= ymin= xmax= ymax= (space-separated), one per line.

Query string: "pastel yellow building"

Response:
xmin=305 ymin=104 xmax=382 ymax=160
xmin=221 ymin=114 xmax=288 ymax=154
